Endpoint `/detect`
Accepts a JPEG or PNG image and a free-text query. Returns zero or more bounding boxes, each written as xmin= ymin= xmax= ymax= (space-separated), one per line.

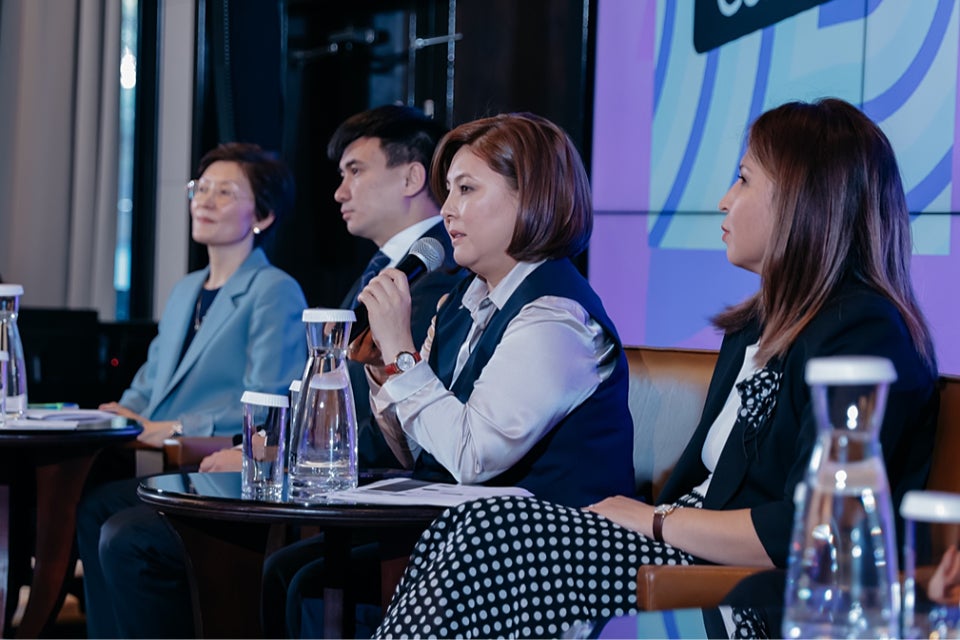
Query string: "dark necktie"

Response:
xmin=354 ymin=250 xmax=391 ymax=306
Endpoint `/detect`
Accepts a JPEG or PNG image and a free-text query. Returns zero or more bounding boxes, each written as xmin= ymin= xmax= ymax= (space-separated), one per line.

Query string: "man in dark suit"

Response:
xmin=199 ymin=105 xmax=464 ymax=472
xmin=329 ymin=105 xmax=464 ymax=469
xmin=255 ymin=105 xmax=467 ymax=638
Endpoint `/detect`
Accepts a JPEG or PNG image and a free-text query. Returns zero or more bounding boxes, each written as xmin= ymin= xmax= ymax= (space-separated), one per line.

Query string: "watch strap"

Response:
xmin=383 ymin=351 xmax=421 ymax=375
xmin=652 ymin=505 xmax=676 ymax=543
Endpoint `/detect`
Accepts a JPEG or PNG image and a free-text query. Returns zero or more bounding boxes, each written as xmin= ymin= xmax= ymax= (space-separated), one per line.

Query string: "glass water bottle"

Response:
xmin=288 ymin=308 xmax=358 ymax=503
xmin=0 ymin=284 xmax=28 ymax=416
xmin=783 ymin=356 xmax=900 ymax=639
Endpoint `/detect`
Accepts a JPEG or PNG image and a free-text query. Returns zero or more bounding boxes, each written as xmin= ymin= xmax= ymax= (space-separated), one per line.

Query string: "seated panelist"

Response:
xmin=200 ymin=104 xmax=467 ymax=475
xmin=98 ymin=143 xmax=306 ymax=446
xmin=263 ymin=112 xmax=637 ymax=639
xmin=77 ymin=142 xmax=307 ymax=639
xmin=256 ymin=104 xmax=472 ymax=639
xmin=354 ymin=111 xmax=636 ymax=508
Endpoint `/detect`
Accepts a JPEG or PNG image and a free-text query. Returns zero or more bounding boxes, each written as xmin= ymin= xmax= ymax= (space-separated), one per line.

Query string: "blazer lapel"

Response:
xmin=702 ymin=330 xmax=766 ymax=510
xmin=151 ymin=271 xmax=207 ymax=403
xmin=658 ymin=325 xmax=759 ymax=506
xmin=160 ymin=250 xmax=266 ymax=398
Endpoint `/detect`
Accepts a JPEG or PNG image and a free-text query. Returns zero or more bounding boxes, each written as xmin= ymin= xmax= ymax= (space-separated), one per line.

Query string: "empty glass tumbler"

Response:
xmin=240 ymin=391 xmax=289 ymax=502
xmin=900 ymin=490 xmax=960 ymax=639
xmin=783 ymin=356 xmax=900 ymax=639
xmin=0 ymin=284 xmax=27 ymax=417
xmin=288 ymin=308 xmax=358 ymax=503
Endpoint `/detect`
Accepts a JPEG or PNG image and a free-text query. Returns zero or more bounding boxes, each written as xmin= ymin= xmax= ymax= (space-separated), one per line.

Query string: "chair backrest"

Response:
xmin=624 ymin=346 xmax=718 ymax=501
xmin=924 ymin=374 xmax=960 ymax=559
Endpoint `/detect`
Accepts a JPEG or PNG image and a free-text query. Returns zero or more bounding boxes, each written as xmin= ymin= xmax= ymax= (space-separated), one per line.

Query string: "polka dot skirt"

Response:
xmin=730 ymin=606 xmax=770 ymax=638
xmin=373 ymin=493 xmax=703 ymax=639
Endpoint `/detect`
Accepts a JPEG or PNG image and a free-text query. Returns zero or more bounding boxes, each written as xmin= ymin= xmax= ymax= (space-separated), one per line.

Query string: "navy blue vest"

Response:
xmin=414 ymin=259 xmax=635 ymax=507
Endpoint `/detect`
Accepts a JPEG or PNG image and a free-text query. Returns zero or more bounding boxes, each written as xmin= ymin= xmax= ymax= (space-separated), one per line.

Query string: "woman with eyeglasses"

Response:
xmin=98 ymin=142 xmax=307 ymax=446
xmin=77 ymin=142 xmax=307 ymax=639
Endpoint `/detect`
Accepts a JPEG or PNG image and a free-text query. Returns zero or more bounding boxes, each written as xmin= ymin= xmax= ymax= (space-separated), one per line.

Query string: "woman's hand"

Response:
xmin=99 ymin=402 xmax=174 ymax=448
xmin=587 ymin=498 xmax=773 ymax=567
xmin=355 ymin=268 xmax=416 ymax=365
xmin=928 ymin=545 xmax=960 ymax=605
xmin=584 ymin=495 xmax=654 ymax=536
xmin=98 ymin=402 xmax=143 ymax=422
xmin=136 ymin=420 xmax=180 ymax=448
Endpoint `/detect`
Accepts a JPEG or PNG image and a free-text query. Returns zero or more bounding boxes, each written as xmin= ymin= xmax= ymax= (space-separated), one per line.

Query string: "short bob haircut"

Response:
xmin=196 ymin=142 xmax=295 ymax=227
xmin=430 ymin=112 xmax=592 ymax=261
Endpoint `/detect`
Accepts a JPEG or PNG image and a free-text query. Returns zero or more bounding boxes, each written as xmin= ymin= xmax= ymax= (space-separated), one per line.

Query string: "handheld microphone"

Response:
xmin=350 ymin=236 xmax=445 ymax=340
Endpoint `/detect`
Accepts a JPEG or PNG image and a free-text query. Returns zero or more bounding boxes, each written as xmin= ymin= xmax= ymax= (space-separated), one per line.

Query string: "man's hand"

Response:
xmin=929 ymin=545 xmax=960 ymax=605
xmin=199 ymin=448 xmax=243 ymax=472
xmin=348 ymin=326 xmax=383 ymax=365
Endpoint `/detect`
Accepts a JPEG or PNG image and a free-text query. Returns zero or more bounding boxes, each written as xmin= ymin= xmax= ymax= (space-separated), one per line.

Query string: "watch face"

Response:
xmin=397 ymin=352 xmax=417 ymax=371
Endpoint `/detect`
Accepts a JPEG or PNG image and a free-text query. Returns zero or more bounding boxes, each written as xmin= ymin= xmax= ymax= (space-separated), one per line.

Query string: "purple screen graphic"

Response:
xmin=589 ymin=0 xmax=960 ymax=373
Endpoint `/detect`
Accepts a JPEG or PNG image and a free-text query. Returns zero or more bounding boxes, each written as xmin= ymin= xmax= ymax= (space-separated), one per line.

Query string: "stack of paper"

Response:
xmin=323 ymin=477 xmax=534 ymax=507
xmin=2 ymin=408 xmax=119 ymax=430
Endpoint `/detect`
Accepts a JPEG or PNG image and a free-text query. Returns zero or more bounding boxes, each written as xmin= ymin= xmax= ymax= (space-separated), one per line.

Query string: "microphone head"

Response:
xmin=408 ymin=237 xmax=445 ymax=272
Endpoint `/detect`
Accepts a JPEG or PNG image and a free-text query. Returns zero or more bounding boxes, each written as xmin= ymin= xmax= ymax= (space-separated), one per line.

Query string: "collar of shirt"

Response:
xmin=378 ymin=216 xmax=444 ymax=266
xmin=461 ymin=259 xmax=547 ymax=319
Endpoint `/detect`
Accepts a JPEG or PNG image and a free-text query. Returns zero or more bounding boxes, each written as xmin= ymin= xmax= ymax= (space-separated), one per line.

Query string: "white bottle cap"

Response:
xmin=900 ymin=490 xmax=960 ymax=523
xmin=240 ymin=391 xmax=289 ymax=408
xmin=302 ymin=308 xmax=356 ymax=324
xmin=0 ymin=284 xmax=24 ymax=296
xmin=805 ymin=356 xmax=897 ymax=385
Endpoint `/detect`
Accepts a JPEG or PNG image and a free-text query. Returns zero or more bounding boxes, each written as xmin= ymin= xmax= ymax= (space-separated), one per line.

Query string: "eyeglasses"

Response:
xmin=186 ymin=179 xmax=253 ymax=204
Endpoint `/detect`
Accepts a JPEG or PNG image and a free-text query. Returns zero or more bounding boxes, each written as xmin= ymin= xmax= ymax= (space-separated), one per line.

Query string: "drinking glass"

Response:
xmin=240 ymin=391 xmax=289 ymax=502
xmin=901 ymin=490 xmax=960 ymax=639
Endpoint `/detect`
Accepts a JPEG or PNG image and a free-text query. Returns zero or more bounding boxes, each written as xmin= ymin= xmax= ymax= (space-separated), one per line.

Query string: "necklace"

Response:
xmin=193 ymin=295 xmax=204 ymax=331
xmin=193 ymin=287 xmax=221 ymax=332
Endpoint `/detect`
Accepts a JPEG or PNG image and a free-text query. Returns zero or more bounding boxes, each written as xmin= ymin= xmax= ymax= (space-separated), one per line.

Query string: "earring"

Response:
xmin=253 ymin=226 xmax=261 ymax=235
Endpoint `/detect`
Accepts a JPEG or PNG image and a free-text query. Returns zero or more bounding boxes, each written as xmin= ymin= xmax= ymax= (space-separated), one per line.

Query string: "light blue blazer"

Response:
xmin=119 ymin=248 xmax=307 ymax=436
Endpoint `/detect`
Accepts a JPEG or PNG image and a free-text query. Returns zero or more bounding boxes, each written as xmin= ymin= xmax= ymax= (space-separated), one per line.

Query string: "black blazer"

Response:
xmin=657 ymin=280 xmax=938 ymax=568
xmin=343 ymin=220 xmax=468 ymax=468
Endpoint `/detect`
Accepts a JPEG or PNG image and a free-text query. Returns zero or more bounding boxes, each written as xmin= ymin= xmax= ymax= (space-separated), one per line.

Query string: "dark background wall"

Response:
xmin=189 ymin=0 xmax=595 ymax=307
xmin=20 ymin=0 xmax=596 ymax=407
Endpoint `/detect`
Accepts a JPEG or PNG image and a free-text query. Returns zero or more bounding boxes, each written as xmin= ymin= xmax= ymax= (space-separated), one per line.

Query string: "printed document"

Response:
xmin=326 ymin=478 xmax=533 ymax=507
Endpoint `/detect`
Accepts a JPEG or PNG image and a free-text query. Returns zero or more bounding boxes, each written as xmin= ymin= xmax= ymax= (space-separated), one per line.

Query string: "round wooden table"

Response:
xmin=0 ymin=417 xmax=141 ymax=638
xmin=138 ymin=471 xmax=443 ymax=638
